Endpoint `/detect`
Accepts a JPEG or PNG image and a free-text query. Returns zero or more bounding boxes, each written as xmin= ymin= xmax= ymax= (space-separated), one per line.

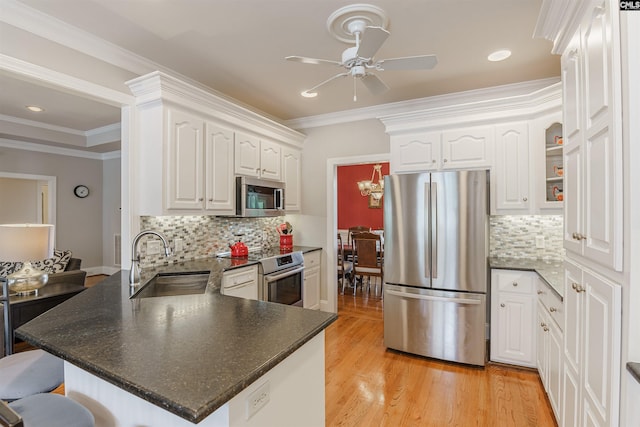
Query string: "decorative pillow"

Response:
xmin=0 ymin=261 xmax=19 ymax=277
xmin=32 ymin=249 xmax=73 ymax=274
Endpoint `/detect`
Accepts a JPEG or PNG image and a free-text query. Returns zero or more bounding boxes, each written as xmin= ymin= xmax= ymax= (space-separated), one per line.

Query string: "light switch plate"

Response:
xmin=147 ymin=241 xmax=162 ymax=255
xmin=174 ymin=238 xmax=184 ymax=253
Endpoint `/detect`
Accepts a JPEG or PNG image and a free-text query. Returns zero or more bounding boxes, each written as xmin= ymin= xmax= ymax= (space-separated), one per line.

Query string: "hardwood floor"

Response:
xmin=325 ymin=289 xmax=557 ymax=427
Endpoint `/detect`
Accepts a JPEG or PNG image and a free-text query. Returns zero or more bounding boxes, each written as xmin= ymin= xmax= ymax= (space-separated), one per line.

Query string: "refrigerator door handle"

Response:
xmin=386 ymin=289 xmax=481 ymax=305
xmin=431 ymin=181 xmax=438 ymax=279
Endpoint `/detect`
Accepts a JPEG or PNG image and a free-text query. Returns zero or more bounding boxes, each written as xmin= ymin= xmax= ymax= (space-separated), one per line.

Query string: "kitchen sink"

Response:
xmin=130 ymin=272 xmax=210 ymax=299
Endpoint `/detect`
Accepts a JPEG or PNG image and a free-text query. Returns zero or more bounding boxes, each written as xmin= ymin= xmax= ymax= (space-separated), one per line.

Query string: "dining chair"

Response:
xmin=352 ymin=232 xmax=384 ymax=296
xmin=0 ymin=279 xmax=64 ymax=402
xmin=347 ymin=226 xmax=371 ymax=248
xmin=337 ymin=234 xmax=354 ymax=294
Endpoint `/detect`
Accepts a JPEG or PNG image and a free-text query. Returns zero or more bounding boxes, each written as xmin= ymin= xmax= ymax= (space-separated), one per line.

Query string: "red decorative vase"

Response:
xmin=280 ymin=234 xmax=293 ymax=252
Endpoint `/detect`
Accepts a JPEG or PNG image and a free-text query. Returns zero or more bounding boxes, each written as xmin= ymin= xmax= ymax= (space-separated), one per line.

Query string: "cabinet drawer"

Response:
xmin=492 ymin=270 xmax=535 ymax=294
xmin=222 ymin=265 xmax=258 ymax=287
xmin=303 ymin=250 xmax=321 ymax=268
xmin=536 ymin=278 xmax=563 ymax=331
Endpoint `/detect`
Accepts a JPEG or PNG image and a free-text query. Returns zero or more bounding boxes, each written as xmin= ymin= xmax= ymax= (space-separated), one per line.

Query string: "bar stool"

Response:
xmin=1 ymin=393 xmax=95 ymax=427
xmin=1 ymin=279 xmax=64 ymax=402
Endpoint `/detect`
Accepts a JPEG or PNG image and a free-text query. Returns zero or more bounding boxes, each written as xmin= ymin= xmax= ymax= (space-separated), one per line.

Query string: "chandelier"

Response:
xmin=357 ymin=164 xmax=385 ymax=200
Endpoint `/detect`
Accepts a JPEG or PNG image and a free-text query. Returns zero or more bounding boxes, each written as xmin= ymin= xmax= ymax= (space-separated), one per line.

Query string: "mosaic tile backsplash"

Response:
xmin=138 ymin=215 xmax=284 ymax=268
xmin=490 ymin=215 xmax=564 ymax=259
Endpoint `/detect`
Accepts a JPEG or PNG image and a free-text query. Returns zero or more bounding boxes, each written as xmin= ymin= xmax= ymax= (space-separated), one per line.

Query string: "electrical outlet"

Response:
xmin=535 ymin=235 xmax=545 ymax=249
xmin=246 ymin=381 xmax=270 ymax=420
xmin=174 ymin=238 xmax=184 ymax=253
xmin=147 ymin=241 xmax=162 ymax=255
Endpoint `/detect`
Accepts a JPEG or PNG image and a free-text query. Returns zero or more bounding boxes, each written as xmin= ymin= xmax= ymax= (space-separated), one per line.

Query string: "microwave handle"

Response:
xmin=275 ymin=188 xmax=284 ymax=210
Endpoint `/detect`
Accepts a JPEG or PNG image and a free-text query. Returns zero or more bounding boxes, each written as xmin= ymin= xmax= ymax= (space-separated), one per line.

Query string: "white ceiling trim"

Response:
xmin=0 ymin=113 xmax=84 ymax=136
xmin=2 ymin=1 xmax=285 ymax=124
xmin=0 ymin=137 xmax=120 ymax=161
xmin=286 ymin=77 xmax=561 ymax=130
xmin=534 ymin=0 xmax=589 ymax=54
xmin=1 ymin=54 xmax=134 ymax=107
xmin=86 ymin=123 xmax=121 ymax=146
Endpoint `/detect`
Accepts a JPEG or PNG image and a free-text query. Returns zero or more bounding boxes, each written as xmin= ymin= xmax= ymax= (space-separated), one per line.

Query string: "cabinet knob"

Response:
xmin=443 ymin=159 xmax=448 ymax=163
xmin=512 ymin=282 xmax=518 ymax=287
xmin=572 ymin=282 xmax=585 ymax=293
xmin=549 ymin=307 xmax=557 ymax=313
xmin=198 ymin=198 xmax=204 ymax=202
xmin=537 ymin=290 xmax=544 ymax=295
xmin=522 ymin=197 xmax=528 ymax=202
xmin=208 ymin=198 xmax=213 ymax=202
xmin=500 ymin=303 xmax=505 ymax=308
xmin=543 ymin=327 xmax=549 ymax=332
xmin=432 ymin=160 xmax=436 ymax=163
xmin=540 ymin=322 xmax=547 ymax=328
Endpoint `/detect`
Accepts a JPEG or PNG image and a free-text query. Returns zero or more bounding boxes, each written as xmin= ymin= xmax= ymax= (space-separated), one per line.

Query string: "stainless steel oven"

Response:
xmin=259 ymin=252 xmax=304 ymax=306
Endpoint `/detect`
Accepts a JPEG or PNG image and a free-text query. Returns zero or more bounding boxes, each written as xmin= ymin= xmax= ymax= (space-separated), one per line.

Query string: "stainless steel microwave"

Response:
xmin=236 ymin=176 xmax=285 ymax=217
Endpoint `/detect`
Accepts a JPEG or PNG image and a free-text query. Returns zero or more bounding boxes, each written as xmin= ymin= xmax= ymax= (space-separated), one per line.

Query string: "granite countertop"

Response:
xmin=489 ymin=257 xmax=564 ymax=299
xmin=16 ymin=246 xmax=335 ymax=424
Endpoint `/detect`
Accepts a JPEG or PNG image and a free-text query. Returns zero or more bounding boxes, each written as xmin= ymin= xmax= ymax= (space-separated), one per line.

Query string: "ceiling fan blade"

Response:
xmin=285 ymin=56 xmax=342 ymax=66
xmin=303 ymin=72 xmax=350 ymax=95
xmin=361 ymin=73 xmax=389 ymax=95
xmin=356 ymin=26 xmax=390 ymax=59
xmin=377 ymin=55 xmax=438 ymax=71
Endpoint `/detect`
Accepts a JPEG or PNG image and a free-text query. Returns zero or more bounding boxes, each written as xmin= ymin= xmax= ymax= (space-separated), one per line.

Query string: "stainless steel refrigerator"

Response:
xmin=383 ymin=170 xmax=489 ymax=366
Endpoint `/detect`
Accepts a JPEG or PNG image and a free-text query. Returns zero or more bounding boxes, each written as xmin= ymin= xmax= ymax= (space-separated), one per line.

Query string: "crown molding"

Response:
xmin=285 ymin=77 xmax=561 ymax=130
xmin=0 ymin=138 xmax=120 ymax=160
xmin=127 ymin=71 xmax=306 ymax=146
xmin=380 ymin=81 xmax=562 ymax=134
xmin=533 ymin=0 xmax=590 ymax=54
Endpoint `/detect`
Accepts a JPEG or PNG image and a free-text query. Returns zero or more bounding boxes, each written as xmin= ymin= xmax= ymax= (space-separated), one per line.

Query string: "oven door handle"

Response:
xmin=264 ymin=265 xmax=305 ymax=283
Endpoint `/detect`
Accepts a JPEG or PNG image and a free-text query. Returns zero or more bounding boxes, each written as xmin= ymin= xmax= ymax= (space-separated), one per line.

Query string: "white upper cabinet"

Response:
xmin=562 ymin=0 xmax=622 ymax=272
xmin=282 ymin=146 xmax=302 ymax=212
xmin=493 ymin=122 xmax=530 ymax=213
xmin=441 ymin=126 xmax=493 ymax=170
xmin=390 ymin=132 xmax=441 ymax=173
xmin=204 ymin=122 xmax=235 ymax=214
xmin=166 ymin=108 xmax=205 ymax=210
xmin=128 ymin=72 xmax=305 ymax=216
xmin=235 ymin=134 xmax=282 ymax=181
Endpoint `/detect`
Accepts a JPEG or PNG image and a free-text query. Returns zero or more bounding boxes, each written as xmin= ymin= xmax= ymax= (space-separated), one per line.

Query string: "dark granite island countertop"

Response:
xmin=16 ymin=256 xmax=335 ymax=424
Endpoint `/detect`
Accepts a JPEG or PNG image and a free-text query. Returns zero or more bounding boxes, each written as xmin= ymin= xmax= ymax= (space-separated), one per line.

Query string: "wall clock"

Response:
xmin=74 ymin=185 xmax=90 ymax=198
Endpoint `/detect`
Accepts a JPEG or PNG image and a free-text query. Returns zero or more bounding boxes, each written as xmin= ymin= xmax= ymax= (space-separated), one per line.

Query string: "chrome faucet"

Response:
xmin=129 ymin=230 xmax=171 ymax=285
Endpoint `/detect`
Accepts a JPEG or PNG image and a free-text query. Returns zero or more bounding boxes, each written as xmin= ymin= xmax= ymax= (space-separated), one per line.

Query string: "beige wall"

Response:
xmin=0 ymin=147 xmax=104 ymax=268
xmin=102 ymin=157 xmax=122 ymax=267
xmin=0 ymin=177 xmax=38 ymax=223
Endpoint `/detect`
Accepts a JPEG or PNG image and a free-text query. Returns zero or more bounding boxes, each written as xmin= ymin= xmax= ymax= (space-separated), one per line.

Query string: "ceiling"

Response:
xmin=2 ymin=0 xmax=560 ymax=152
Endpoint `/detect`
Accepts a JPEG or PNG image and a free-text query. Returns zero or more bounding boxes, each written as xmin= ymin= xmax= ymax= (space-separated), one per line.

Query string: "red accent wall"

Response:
xmin=337 ymin=163 xmax=389 ymax=230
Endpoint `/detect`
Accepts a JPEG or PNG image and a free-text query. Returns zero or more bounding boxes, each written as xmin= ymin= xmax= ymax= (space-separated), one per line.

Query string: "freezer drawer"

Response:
xmin=383 ymin=284 xmax=486 ymax=366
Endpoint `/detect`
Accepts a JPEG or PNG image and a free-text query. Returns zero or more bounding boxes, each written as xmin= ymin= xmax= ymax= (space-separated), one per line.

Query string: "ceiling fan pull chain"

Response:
xmin=353 ymin=77 xmax=357 ymax=102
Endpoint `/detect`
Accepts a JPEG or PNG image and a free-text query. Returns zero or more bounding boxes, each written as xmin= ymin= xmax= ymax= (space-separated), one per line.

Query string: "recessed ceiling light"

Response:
xmin=301 ymin=91 xmax=317 ymax=98
xmin=26 ymin=105 xmax=44 ymax=112
xmin=488 ymin=49 xmax=512 ymax=62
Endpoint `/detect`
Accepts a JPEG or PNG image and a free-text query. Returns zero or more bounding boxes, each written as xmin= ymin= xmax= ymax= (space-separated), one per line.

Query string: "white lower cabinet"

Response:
xmin=562 ymin=259 xmax=622 ymax=427
xmin=536 ymin=278 xmax=563 ymax=421
xmin=490 ymin=269 xmax=536 ymax=367
xmin=303 ymin=251 xmax=321 ymax=310
xmin=221 ymin=265 xmax=258 ymax=300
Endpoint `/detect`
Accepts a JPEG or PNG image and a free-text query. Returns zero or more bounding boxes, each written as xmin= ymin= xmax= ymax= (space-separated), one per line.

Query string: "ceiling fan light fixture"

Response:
xmin=488 ymin=49 xmax=512 ymax=62
xmin=301 ymin=91 xmax=317 ymax=98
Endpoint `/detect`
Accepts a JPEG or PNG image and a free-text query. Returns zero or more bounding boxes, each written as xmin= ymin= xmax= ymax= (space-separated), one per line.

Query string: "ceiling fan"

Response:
xmin=286 ymin=18 xmax=437 ymax=101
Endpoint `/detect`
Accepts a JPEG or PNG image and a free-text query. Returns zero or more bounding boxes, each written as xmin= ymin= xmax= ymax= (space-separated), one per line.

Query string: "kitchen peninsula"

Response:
xmin=15 ymin=253 xmax=336 ymax=426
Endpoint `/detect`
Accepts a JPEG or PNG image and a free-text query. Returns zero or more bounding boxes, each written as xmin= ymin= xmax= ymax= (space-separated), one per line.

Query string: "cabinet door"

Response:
xmin=491 ymin=291 xmax=535 ymax=366
xmin=562 ymin=33 xmax=581 ymax=143
xmin=282 ymin=147 xmax=302 ymax=212
xmin=441 ymin=126 xmax=493 ymax=170
xmin=204 ymin=122 xmax=235 ymax=213
xmin=563 ymin=141 xmax=583 ymax=255
xmin=166 ymin=109 xmax=204 ymax=210
xmin=390 ymin=132 xmax=441 ymax=173
xmin=547 ymin=320 xmax=563 ymax=420
xmin=235 ymin=132 xmax=261 ymax=177
xmin=562 ymin=357 xmax=581 ymax=427
xmin=581 ymin=269 xmax=621 ymax=427
xmin=536 ymin=304 xmax=548 ymax=384
xmin=259 ymin=139 xmax=282 ymax=181
xmin=493 ymin=122 xmax=530 ymax=212
xmin=303 ymin=266 xmax=320 ymax=310
xmin=563 ymin=261 xmax=583 ymax=376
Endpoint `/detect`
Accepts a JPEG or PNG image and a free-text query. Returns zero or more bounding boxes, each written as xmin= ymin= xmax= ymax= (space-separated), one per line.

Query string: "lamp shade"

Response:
xmin=0 ymin=224 xmax=54 ymax=262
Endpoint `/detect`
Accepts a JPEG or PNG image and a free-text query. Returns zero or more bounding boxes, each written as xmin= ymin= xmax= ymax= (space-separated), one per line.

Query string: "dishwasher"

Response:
xmin=221 ymin=265 xmax=258 ymax=300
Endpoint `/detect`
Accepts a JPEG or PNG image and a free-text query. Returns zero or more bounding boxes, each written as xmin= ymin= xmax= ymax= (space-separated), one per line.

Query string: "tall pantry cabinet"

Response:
xmin=558 ymin=1 xmax=623 ymax=426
